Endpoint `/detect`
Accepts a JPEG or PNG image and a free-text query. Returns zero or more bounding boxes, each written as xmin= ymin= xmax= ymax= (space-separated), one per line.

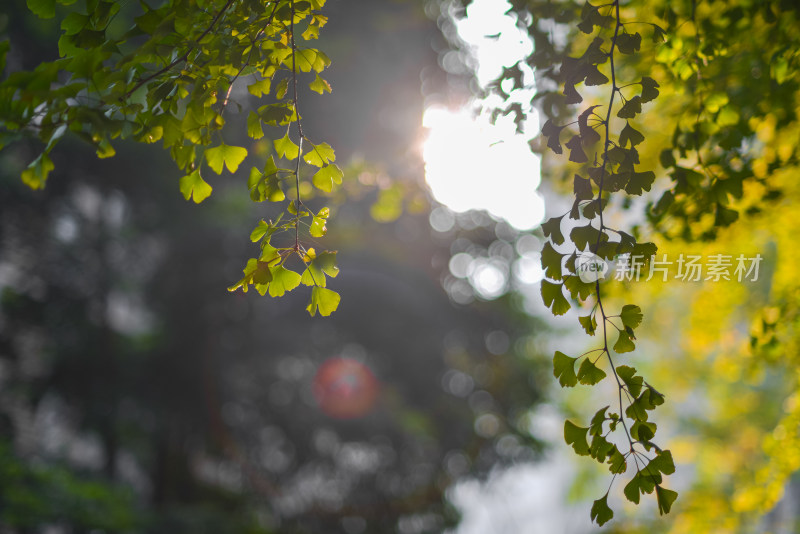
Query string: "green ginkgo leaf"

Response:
xmin=617 ymin=365 xmax=643 ymax=397
xmin=309 ymin=74 xmax=332 ymax=94
xmin=179 ymin=169 xmax=212 ymax=203
xmin=541 ymin=242 xmax=564 ymax=280
xmin=268 ymin=266 xmax=302 ymax=297
xmin=553 ymin=351 xmax=578 ymax=387
xmin=577 ymin=358 xmax=607 ymax=385
xmin=620 ymin=304 xmax=643 ymax=329
xmin=614 ymin=330 xmax=636 ymax=353
xmin=274 ymin=133 xmax=300 ymax=160
xmin=617 ymin=96 xmax=642 ymax=118
xmin=247 ymin=111 xmax=264 ymax=139
xmin=591 ymin=493 xmax=614 ymax=526
xmin=541 ymin=216 xmax=565 ymax=245
xmin=303 ymin=141 xmax=336 ymax=167
xmin=541 ymin=280 xmax=571 ymax=316
xmin=656 ymin=486 xmax=678 ymax=515
xmin=21 ymin=153 xmax=54 ymax=190
xmin=640 ymin=76 xmax=660 ymax=102
xmin=564 ymin=420 xmax=590 ymax=456
xmin=312 ymin=163 xmax=343 ymax=192
xmin=27 ymin=0 xmax=56 ymax=18
xmin=306 ymin=286 xmax=340 ymax=316
xmin=205 ymin=143 xmax=247 ymax=174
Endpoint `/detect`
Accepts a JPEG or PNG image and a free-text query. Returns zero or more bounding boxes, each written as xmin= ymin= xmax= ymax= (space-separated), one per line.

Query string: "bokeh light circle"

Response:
xmin=312 ymin=358 xmax=379 ymax=419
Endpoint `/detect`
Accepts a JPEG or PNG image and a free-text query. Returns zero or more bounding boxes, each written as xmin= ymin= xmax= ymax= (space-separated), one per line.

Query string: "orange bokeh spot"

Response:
xmin=312 ymin=358 xmax=379 ymax=419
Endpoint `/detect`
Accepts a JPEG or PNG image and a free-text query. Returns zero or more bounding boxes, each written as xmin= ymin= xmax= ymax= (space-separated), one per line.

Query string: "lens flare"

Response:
xmin=312 ymin=358 xmax=379 ymax=419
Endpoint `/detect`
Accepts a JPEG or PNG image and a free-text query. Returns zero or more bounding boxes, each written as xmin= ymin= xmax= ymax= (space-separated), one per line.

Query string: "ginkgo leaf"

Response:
xmin=179 ymin=169 xmax=212 ymax=203
xmin=579 ymin=313 xmax=597 ymax=336
xmin=590 ymin=434 xmax=615 ymax=462
xmin=21 ymin=153 xmax=54 ymax=190
xmin=619 ymin=121 xmax=645 ymax=147
xmin=268 ymin=266 xmax=301 ymax=297
xmin=618 ymin=96 xmax=642 ymax=119
xmin=247 ymin=78 xmax=271 ymax=97
xmin=617 ymin=365 xmax=643 ymax=397
xmin=648 ymin=450 xmax=676 ymax=476
xmin=614 ymin=330 xmax=636 ymax=353
xmin=312 ymin=163 xmax=343 ymax=192
xmin=577 ymin=358 xmax=606 ymax=385
xmin=310 ymin=215 xmax=327 ymax=237
xmin=247 ymin=111 xmax=264 ymax=139
xmin=541 ymin=119 xmax=565 ymax=154
xmin=309 ymin=74 xmax=332 ymax=94
xmin=577 ymin=105 xmax=602 ymax=145
xmin=616 ymin=31 xmax=642 ymax=54
xmin=564 ymin=420 xmax=590 ymax=456
xmin=624 ymin=474 xmax=642 ymax=504
xmin=303 ymin=141 xmax=335 ymax=167
xmin=620 ymin=304 xmax=643 ymax=329
xmin=306 ymin=286 xmax=340 ymax=316
xmin=566 ymin=135 xmax=588 ymax=163
xmin=591 ymin=494 xmax=614 ymax=526
xmin=541 ymin=280 xmax=570 ymax=316
xmin=27 ymin=0 xmax=55 ymax=18
xmin=608 ymin=448 xmax=627 ymax=474
xmin=205 ymin=143 xmax=247 ymax=174
xmin=640 ymin=76 xmax=660 ymax=102
xmin=656 ymin=486 xmax=678 ymax=515
xmin=541 ymin=242 xmax=564 ymax=280
xmin=574 ymin=174 xmax=593 ymax=200
xmin=584 ymin=64 xmax=609 ymax=86
xmin=274 ymin=133 xmax=300 ymax=160
xmin=553 ymin=351 xmax=578 ymax=387
xmin=541 ymin=216 xmax=565 ymax=245
xmin=589 ymin=406 xmax=608 ymax=436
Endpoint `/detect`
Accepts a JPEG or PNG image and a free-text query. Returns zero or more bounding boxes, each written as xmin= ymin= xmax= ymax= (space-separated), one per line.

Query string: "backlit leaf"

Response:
xmin=312 ymin=163 xmax=343 ymax=192
xmin=21 ymin=153 xmax=54 ymax=190
xmin=274 ymin=133 xmax=300 ymax=160
xmin=179 ymin=169 xmax=212 ymax=203
xmin=268 ymin=266 xmax=302 ymax=297
xmin=205 ymin=144 xmax=247 ymax=174
xmin=303 ymin=141 xmax=335 ymax=167
xmin=309 ymin=74 xmax=332 ymax=94
xmin=306 ymin=286 xmax=340 ymax=316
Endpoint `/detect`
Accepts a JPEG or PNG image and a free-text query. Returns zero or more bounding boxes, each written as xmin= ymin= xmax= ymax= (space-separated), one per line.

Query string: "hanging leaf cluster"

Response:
xmin=536 ymin=1 xmax=677 ymax=525
xmin=1 ymin=0 xmax=342 ymax=315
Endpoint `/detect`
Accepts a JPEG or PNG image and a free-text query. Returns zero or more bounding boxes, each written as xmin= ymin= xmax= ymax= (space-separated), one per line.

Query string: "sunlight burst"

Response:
xmin=421 ymin=0 xmax=543 ymax=231
xmin=422 ymin=107 xmax=544 ymax=230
